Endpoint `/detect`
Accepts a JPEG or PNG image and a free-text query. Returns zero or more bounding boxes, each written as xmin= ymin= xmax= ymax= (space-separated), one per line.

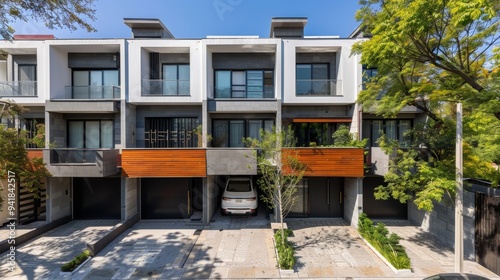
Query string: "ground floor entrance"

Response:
xmin=73 ymin=177 xmax=121 ymax=219
xmin=141 ymin=178 xmax=202 ymax=219
xmin=289 ymin=177 xmax=344 ymax=218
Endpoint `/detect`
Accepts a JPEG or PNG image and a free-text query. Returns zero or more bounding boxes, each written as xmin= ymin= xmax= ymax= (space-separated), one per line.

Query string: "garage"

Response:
xmin=363 ymin=176 xmax=407 ymax=219
xmin=141 ymin=178 xmax=191 ymax=219
xmin=73 ymin=177 xmax=121 ymax=219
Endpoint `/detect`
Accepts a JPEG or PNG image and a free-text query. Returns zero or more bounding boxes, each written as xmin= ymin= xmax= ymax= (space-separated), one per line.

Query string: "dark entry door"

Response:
xmin=309 ymin=178 xmax=343 ymax=217
xmin=73 ymin=178 xmax=121 ymax=219
xmin=141 ymin=178 xmax=189 ymax=219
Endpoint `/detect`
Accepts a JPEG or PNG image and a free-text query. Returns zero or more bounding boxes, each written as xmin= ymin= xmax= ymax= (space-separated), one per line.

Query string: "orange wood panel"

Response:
xmin=121 ymin=149 xmax=207 ymax=178
xmin=292 ymin=118 xmax=352 ymax=123
xmin=282 ymin=147 xmax=364 ymax=177
xmin=27 ymin=149 xmax=43 ymax=159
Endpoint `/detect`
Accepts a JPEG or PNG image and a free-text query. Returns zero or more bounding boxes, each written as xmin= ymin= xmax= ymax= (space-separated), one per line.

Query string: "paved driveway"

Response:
xmin=0 ymin=220 xmax=120 ymax=280
xmin=286 ymin=219 xmax=396 ymax=278
xmin=76 ymin=210 xmax=277 ymax=279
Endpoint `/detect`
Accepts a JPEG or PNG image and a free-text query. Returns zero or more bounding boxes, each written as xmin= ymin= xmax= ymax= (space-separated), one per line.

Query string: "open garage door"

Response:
xmin=141 ymin=178 xmax=189 ymax=219
xmin=73 ymin=178 xmax=121 ymax=219
xmin=363 ymin=176 xmax=407 ymax=219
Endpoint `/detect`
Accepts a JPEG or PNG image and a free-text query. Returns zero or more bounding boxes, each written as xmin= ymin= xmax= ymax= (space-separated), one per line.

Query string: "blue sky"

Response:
xmin=12 ymin=0 xmax=362 ymax=39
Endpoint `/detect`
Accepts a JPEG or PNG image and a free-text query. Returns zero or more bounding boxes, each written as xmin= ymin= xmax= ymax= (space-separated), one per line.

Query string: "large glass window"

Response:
xmin=293 ymin=122 xmax=350 ymax=147
xmin=18 ymin=65 xmax=37 ymax=96
xmin=215 ymin=70 xmax=273 ymax=99
xmin=362 ymin=119 xmax=412 ymax=147
xmin=144 ymin=117 xmax=197 ymax=148
xmin=68 ymin=120 xmax=114 ymax=148
xmin=212 ymin=119 xmax=274 ymax=147
xmin=72 ymin=70 xmax=119 ymax=99
xmin=162 ymin=64 xmax=190 ymax=95
xmin=296 ymin=64 xmax=330 ymax=96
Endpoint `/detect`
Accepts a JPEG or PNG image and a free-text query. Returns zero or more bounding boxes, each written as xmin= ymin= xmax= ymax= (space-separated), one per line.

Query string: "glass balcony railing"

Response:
xmin=0 ymin=81 xmax=37 ymax=97
xmin=296 ymin=79 xmax=342 ymax=96
xmin=50 ymin=149 xmax=98 ymax=164
xmin=142 ymin=79 xmax=190 ymax=96
xmin=64 ymin=86 xmax=120 ymax=99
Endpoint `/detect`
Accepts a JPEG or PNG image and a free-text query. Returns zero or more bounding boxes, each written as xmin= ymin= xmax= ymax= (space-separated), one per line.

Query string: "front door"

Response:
xmin=309 ymin=178 xmax=343 ymax=217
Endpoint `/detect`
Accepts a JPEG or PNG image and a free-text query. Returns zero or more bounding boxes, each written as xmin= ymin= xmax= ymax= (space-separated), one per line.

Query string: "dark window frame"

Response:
xmin=211 ymin=118 xmax=274 ymax=147
xmin=363 ymin=119 xmax=413 ymax=147
xmin=67 ymin=119 xmax=115 ymax=149
xmin=214 ymin=69 xmax=274 ymax=99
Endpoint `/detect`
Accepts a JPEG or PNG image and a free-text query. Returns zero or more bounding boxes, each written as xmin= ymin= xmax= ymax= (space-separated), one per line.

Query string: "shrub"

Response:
xmin=358 ymin=213 xmax=411 ymax=269
xmin=274 ymin=229 xmax=295 ymax=270
xmin=61 ymin=250 xmax=90 ymax=272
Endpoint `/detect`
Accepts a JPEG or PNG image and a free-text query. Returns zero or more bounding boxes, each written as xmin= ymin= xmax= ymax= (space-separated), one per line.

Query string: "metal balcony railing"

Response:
xmin=64 ymin=86 xmax=120 ymax=99
xmin=296 ymin=79 xmax=342 ymax=96
xmin=0 ymin=81 xmax=37 ymax=97
xmin=142 ymin=79 xmax=190 ymax=96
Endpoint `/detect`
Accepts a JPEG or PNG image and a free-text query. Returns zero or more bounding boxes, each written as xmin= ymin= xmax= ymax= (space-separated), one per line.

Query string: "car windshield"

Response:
xmin=227 ymin=181 xmax=251 ymax=192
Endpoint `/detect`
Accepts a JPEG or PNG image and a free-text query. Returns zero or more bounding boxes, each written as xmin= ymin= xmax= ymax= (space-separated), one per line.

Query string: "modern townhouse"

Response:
xmin=0 ymin=17 xmax=416 ymax=228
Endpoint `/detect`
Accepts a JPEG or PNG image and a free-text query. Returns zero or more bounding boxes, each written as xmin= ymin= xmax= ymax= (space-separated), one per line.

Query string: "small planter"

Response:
xmin=272 ymin=237 xmax=295 ymax=273
xmin=59 ymin=256 xmax=91 ymax=276
xmin=357 ymin=233 xmax=411 ymax=274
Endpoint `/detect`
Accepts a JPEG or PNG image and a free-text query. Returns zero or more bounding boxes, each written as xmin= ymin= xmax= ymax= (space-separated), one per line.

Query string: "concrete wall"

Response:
xmin=206 ymin=149 xmax=257 ymax=175
xmin=408 ymin=191 xmax=475 ymax=260
xmin=207 ymin=100 xmax=278 ymax=113
xmin=205 ymin=176 xmax=219 ymax=224
xmin=124 ymin=103 xmax=137 ymax=148
xmin=282 ymin=105 xmax=352 ymax=119
xmin=122 ymin=178 xmax=138 ymax=220
xmin=344 ymin=177 xmax=362 ymax=227
xmin=47 ymin=177 xmax=72 ymax=222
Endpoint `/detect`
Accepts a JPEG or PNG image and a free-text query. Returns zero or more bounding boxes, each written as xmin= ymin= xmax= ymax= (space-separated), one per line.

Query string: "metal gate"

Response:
xmin=17 ymin=185 xmax=46 ymax=225
xmin=475 ymin=193 xmax=500 ymax=275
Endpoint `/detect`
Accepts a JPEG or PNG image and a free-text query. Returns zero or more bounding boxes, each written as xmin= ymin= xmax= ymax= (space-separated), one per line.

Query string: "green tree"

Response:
xmin=0 ymin=0 xmax=97 ymax=39
xmin=354 ymin=0 xmax=499 ymax=118
xmin=332 ymin=124 xmax=368 ymax=148
xmin=353 ymin=0 xmax=500 ymax=210
xmin=246 ymin=126 xmax=306 ymax=245
xmin=0 ymin=100 xmax=51 ymax=209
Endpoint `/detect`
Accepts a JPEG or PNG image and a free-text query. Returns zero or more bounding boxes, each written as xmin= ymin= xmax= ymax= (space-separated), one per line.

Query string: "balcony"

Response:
xmin=63 ymin=86 xmax=120 ymax=99
xmin=43 ymin=149 xmax=119 ymax=177
xmin=206 ymin=148 xmax=257 ymax=175
xmin=296 ymin=79 xmax=342 ymax=97
xmin=0 ymin=81 xmax=37 ymax=97
xmin=283 ymin=147 xmax=364 ymax=177
xmin=121 ymin=149 xmax=206 ymax=177
xmin=142 ymin=79 xmax=190 ymax=96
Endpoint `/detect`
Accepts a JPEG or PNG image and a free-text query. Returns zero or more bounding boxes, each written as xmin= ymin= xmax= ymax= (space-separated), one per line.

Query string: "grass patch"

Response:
xmin=61 ymin=250 xmax=90 ymax=272
xmin=358 ymin=213 xmax=411 ymax=270
xmin=274 ymin=228 xmax=295 ymax=270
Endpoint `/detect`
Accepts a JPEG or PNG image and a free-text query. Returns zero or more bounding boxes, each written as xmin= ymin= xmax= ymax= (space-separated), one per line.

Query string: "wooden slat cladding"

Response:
xmin=122 ymin=149 xmax=207 ymax=178
xmin=27 ymin=149 xmax=43 ymax=160
xmin=282 ymin=148 xmax=364 ymax=177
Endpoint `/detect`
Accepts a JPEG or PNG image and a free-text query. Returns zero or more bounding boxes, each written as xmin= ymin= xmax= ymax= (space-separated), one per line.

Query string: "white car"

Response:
xmin=221 ymin=177 xmax=258 ymax=216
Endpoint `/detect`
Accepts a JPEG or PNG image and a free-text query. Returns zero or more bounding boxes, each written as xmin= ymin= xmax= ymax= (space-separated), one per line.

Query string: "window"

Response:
xmin=18 ymin=65 xmax=37 ymax=96
xmin=362 ymin=66 xmax=378 ymax=90
xmin=293 ymin=122 xmax=350 ymax=147
xmin=145 ymin=117 xmax=197 ymax=148
xmin=162 ymin=64 xmax=190 ymax=95
xmin=68 ymin=120 xmax=114 ymax=149
xmin=296 ymin=64 xmax=330 ymax=96
xmin=212 ymin=119 xmax=274 ymax=147
xmin=23 ymin=118 xmax=44 ymax=148
xmin=362 ymin=119 xmax=412 ymax=147
xmin=215 ymin=70 xmax=273 ymax=98
xmin=72 ymin=70 xmax=119 ymax=99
